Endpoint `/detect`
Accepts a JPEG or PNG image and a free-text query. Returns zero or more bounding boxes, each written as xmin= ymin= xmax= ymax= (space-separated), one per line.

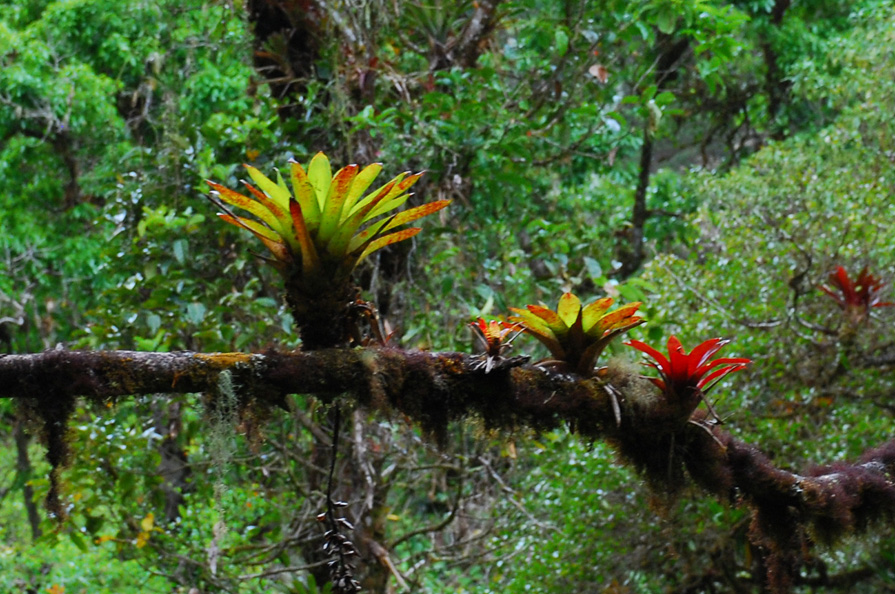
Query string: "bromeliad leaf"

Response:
xmin=627 ymin=336 xmax=750 ymax=420
xmin=289 ymin=159 xmax=320 ymax=228
xmin=343 ymin=163 xmax=383 ymax=215
xmin=307 ymin=151 xmax=332 ymax=210
xmin=820 ymin=265 xmax=894 ymax=324
xmin=208 ymin=181 xmax=283 ymax=233
xmin=358 ymin=227 xmax=421 ymax=263
xmin=207 ymin=152 xmax=449 ymax=282
xmin=245 ymin=164 xmax=291 ymax=210
xmin=218 ymin=213 xmax=291 ymax=264
xmin=382 ymin=200 xmax=452 ymax=233
xmin=469 ymin=318 xmax=523 ymax=373
xmin=510 ymin=292 xmax=644 ymax=376
xmin=557 ymin=292 xmax=582 ymax=327
xmin=317 ymin=164 xmax=359 ymax=245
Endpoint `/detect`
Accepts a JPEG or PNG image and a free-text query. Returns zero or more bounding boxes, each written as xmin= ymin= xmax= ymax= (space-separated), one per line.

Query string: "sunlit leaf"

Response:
xmin=245 ymin=164 xmax=292 ymax=210
xmin=207 ymin=181 xmax=281 ymax=231
xmin=343 ymin=163 xmax=383 ymax=216
xmin=317 ymin=164 xmax=359 ymax=244
xmin=289 ymin=159 xmax=321 ymax=228
xmin=307 ymin=151 xmax=332 ymax=210
xmin=357 ymin=227 xmax=421 ymax=263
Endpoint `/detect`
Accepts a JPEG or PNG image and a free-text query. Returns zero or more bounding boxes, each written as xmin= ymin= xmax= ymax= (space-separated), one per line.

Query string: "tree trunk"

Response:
xmin=152 ymin=398 xmax=191 ymax=523
xmin=14 ymin=417 xmax=42 ymax=541
xmin=617 ymin=127 xmax=653 ymax=278
xmin=616 ymin=36 xmax=690 ymax=278
xmin=762 ymin=0 xmax=792 ymax=138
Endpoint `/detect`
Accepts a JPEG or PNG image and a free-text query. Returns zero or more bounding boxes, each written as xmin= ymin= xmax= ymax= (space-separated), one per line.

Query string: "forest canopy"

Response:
xmin=1 ymin=1 xmax=894 ymax=593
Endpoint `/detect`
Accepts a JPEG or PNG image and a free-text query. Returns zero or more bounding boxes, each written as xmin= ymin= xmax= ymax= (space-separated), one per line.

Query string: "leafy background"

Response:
xmin=1 ymin=0 xmax=894 ymax=592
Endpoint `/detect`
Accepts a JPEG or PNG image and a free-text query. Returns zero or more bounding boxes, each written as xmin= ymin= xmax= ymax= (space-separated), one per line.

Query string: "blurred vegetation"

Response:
xmin=1 ymin=0 xmax=894 ymax=592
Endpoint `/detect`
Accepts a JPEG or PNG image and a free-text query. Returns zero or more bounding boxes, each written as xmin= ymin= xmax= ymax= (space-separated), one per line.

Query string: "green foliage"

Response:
xmin=2 ymin=0 xmax=895 ymax=593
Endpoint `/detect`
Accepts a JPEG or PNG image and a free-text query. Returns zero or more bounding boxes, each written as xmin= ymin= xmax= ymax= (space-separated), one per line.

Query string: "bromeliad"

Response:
xmin=469 ymin=318 xmax=522 ymax=373
xmin=509 ymin=292 xmax=643 ymax=376
xmin=820 ymin=265 xmax=893 ymax=325
xmin=207 ymin=152 xmax=450 ymax=348
xmin=208 ymin=152 xmax=449 ymax=278
xmin=626 ymin=336 xmax=749 ymax=422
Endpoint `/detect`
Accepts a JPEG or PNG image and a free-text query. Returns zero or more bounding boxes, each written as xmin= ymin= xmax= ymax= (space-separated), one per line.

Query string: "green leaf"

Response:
xmin=654 ymin=91 xmax=676 ymax=106
xmin=307 ymin=152 xmax=332 ymax=210
xmin=289 ymin=160 xmax=321 ymax=229
xmin=327 ymin=179 xmax=400 ymax=256
xmin=656 ymin=7 xmax=676 ymax=34
xmin=70 ymin=530 xmax=89 ymax=552
xmin=317 ymin=165 xmax=359 ymax=245
xmin=218 ymin=214 xmax=293 ymax=263
xmin=172 ymin=239 xmax=187 ymax=264
xmin=342 ymin=163 xmax=382 ymax=217
xmin=554 ymin=29 xmax=569 ymax=57
xmin=346 ymin=214 xmax=397 ymax=254
xmin=84 ymin=512 xmax=105 ymax=535
xmin=207 ymin=181 xmax=283 ymax=233
xmin=357 ymin=227 xmax=421 ymax=263
xmin=186 ymin=302 xmax=206 ymax=325
xmin=581 ymin=298 xmax=614 ymax=334
xmin=382 ymin=200 xmax=451 ymax=232
xmin=583 ymin=256 xmax=603 ymax=281
xmin=350 ymin=173 xmax=408 ymax=218
xmin=557 ymin=293 xmax=582 ymax=327
xmin=366 ymin=172 xmax=424 ymax=219
xmin=242 ymin=182 xmax=291 ymax=233
xmin=245 ymin=164 xmax=292 ymax=210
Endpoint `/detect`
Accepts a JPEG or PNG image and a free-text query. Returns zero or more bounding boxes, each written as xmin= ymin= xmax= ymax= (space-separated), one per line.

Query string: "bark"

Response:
xmin=15 ymin=128 xmax=82 ymax=209
xmin=617 ymin=127 xmax=653 ymax=279
xmin=51 ymin=131 xmax=81 ymax=209
xmin=762 ymin=0 xmax=792 ymax=125
xmin=1 ymin=347 xmax=893 ymax=593
xmin=247 ymin=0 xmax=322 ymax=102
xmin=616 ymin=37 xmax=690 ymax=278
xmin=151 ymin=398 xmax=191 ymax=523
xmin=451 ymin=0 xmax=503 ymax=70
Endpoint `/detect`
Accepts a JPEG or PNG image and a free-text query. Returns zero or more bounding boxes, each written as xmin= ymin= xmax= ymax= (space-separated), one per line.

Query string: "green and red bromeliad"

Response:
xmin=508 ymin=292 xmax=644 ymax=376
xmin=208 ymin=152 xmax=450 ymax=348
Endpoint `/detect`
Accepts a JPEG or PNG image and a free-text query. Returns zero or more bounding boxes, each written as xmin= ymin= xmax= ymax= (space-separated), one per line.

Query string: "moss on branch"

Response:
xmin=0 ymin=347 xmax=893 ymax=592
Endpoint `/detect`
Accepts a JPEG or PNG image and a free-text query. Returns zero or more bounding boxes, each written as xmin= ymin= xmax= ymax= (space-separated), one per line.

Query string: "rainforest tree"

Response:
xmin=1 ymin=1 xmax=894 ymax=593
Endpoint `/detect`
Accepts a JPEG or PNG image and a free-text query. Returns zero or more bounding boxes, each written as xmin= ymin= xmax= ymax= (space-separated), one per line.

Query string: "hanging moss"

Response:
xmin=17 ymin=393 xmax=78 ymax=519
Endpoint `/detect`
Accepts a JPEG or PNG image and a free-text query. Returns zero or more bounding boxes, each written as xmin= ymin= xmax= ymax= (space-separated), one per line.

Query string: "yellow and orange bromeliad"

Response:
xmin=509 ymin=292 xmax=644 ymax=376
xmin=208 ymin=152 xmax=449 ymax=279
xmin=469 ymin=318 xmax=523 ymax=373
xmin=207 ymin=152 xmax=450 ymax=348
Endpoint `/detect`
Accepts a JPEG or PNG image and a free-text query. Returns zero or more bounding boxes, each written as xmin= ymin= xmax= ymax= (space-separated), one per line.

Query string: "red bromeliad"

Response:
xmin=820 ymin=265 xmax=893 ymax=324
xmin=627 ymin=336 xmax=750 ymax=421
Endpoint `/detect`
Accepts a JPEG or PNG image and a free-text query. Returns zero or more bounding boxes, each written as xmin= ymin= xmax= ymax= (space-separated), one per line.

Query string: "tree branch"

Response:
xmin=1 ymin=347 xmax=893 ymax=592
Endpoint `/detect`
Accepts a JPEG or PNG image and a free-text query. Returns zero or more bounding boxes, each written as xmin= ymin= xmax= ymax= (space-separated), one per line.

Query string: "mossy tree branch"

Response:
xmin=1 ymin=347 xmax=893 ymax=592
